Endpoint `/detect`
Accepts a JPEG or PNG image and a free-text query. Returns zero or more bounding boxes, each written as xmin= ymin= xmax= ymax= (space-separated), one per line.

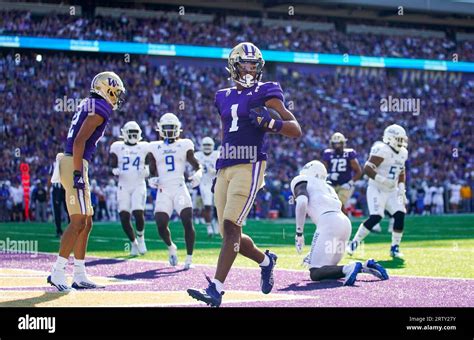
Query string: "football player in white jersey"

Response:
xmin=194 ymin=137 xmax=220 ymax=237
xmin=347 ymin=124 xmax=408 ymax=258
xmin=148 ymin=113 xmax=202 ymax=270
xmin=110 ymin=121 xmax=150 ymax=256
xmin=291 ymin=160 xmax=388 ymax=286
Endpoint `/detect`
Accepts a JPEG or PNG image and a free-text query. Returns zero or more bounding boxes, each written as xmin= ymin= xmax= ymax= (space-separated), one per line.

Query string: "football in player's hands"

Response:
xmin=249 ymin=106 xmax=283 ymax=132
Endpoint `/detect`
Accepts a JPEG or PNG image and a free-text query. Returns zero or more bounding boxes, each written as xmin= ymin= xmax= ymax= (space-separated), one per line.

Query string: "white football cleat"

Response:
xmin=184 ymin=258 xmax=194 ymax=270
xmin=47 ymin=268 xmax=74 ymax=292
xmin=137 ymin=236 xmax=147 ymax=255
xmin=168 ymin=243 xmax=178 ymax=266
xmin=343 ymin=262 xmax=362 ymax=286
xmin=130 ymin=242 xmax=139 ymax=256
xmin=372 ymin=224 xmax=382 ymax=233
xmin=390 ymin=245 xmax=404 ymax=258
xmin=72 ymin=273 xmax=105 ymax=289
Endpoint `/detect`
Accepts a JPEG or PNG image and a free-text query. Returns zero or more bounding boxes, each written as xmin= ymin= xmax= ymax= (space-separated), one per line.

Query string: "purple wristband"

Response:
xmin=270 ymin=119 xmax=283 ymax=132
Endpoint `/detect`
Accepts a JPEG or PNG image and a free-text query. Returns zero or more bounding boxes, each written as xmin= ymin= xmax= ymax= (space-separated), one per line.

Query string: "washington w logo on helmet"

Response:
xmin=108 ymin=78 xmax=118 ymax=87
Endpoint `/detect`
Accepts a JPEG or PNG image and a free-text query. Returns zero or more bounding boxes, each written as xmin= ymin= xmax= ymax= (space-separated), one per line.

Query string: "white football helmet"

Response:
xmin=90 ymin=71 xmax=125 ymax=110
xmin=330 ymin=132 xmax=347 ymax=147
xmin=227 ymin=42 xmax=265 ymax=88
xmin=299 ymin=160 xmax=328 ymax=180
xmin=156 ymin=113 xmax=182 ymax=140
xmin=201 ymin=137 xmax=215 ymax=155
xmin=121 ymin=121 xmax=142 ymax=145
xmin=383 ymin=124 xmax=408 ymax=151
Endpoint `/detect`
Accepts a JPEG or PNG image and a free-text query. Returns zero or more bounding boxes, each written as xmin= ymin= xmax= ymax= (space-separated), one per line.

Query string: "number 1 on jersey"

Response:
xmin=229 ymin=104 xmax=239 ymax=132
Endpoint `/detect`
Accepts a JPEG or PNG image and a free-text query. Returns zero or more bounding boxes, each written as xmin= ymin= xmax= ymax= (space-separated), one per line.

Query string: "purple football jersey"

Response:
xmin=215 ymin=81 xmax=284 ymax=170
xmin=322 ymin=148 xmax=357 ymax=185
xmin=65 ymin=97 xmax=112 ymax=162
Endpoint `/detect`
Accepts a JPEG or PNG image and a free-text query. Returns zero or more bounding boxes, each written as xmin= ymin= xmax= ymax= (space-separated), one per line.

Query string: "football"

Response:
xmin=252 ymin=106 xmax=282 ymax=132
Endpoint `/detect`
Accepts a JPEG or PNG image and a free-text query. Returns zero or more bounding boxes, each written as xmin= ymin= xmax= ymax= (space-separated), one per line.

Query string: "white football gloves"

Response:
xmin=112 ymin=168 xmax=120 ymax=176
xmin=398 ymin=182 xmax=408 ymax=205
xmin=341 ymin=179 xmax=354 ymax=191
xmin=188 ymin=168 xmax=203 ymax=188
xmin=148 ymin=177 xmax=160 ymax=189
xmin=139 ymin=165 xmax=150 ymax=178
xmin=295 ymin=234 xmax=305 ymax=254
xmin=374 ymin=174 xmax=397 ymax=190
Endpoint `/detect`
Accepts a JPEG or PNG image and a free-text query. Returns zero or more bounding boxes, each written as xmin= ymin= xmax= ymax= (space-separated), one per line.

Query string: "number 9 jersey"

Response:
xmin=148 ymin=139 xmax=194 ymax=187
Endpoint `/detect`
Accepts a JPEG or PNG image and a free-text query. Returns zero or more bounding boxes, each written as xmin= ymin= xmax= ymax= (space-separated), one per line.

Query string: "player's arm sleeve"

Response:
xmin=184 ymin=139 xmax=195 ymax=153
xmin=90 ymin=99 xmax=111 ymax=120
xmin=291 ymin=175 xmax=309 ymax=234
xmin=262 ymin=82 xmax=284 ymax=102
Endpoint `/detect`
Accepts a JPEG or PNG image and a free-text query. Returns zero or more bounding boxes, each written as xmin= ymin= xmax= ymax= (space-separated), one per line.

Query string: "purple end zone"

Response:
xmin=1 ymin=253 xmax=473 ymax=307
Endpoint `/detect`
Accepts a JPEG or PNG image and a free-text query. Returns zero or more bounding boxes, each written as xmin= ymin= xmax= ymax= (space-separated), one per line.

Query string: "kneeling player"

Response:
xmin=110 ymin=121 xmax=150 ymax=256
xmin=291 ymin=160 xmax=388 ymax=285
xmin=347 ymin=124 xmax=408 ymax=258
xmin=194 ymin=137 xmax=220 ymax=237
xmin=148 ymin=113 xmax=202 ymax=269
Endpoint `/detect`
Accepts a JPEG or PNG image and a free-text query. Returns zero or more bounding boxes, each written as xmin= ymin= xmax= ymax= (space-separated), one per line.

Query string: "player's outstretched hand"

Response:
xmin=112 ymin=168 xmax=120 ymax=176
xmin=295 ymin=234 xmax=305 ymax=254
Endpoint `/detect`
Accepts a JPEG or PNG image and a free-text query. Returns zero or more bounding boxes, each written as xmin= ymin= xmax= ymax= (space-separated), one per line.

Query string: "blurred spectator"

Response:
xmin=449 ymin=182 xmax=462 ymax=213
xmin=0 ymin=182 xmax=11 ymax=221
xmin=10 ymin=180 xmax=24 ymax=222
xmin=461 ymin=183 xmax=472 ymax=212
xmin=32 ymin=180 xmax=48 ymax=222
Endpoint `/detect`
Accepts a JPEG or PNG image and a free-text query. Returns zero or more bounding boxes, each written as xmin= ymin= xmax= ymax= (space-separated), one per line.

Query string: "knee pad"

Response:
xmin=393 ymin=211 xmax=405 ymax=232
xmin=364 ymin=215 xmax=382 ymax=230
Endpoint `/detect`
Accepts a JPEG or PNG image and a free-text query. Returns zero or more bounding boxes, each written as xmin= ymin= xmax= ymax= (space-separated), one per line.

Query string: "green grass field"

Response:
xmin=1 ymin=215 xmax=473 ymax=279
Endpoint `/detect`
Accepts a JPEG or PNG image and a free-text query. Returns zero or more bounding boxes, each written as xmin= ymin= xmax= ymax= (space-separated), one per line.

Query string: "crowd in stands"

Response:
xmin=1 ymin=10 xmax=473 ymax=61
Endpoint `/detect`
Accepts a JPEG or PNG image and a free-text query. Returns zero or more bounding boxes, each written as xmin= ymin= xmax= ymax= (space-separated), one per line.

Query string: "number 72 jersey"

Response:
xmin=109 ymin=141 xmax=150 ymax=184
xmin=368 ymin=141 xmax=408 ymax=191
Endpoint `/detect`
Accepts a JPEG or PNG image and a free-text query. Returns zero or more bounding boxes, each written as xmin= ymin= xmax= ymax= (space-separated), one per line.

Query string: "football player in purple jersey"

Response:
xmin=47 ymin=72 xmax=125 ymax=292
xmin=187 ymin=42 xmax=302 ymax=307
xmin=322 ymin=132 xmax=362 ymax=213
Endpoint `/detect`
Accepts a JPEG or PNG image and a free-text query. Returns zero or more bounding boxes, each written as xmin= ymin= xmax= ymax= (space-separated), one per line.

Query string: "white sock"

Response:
xmin=259 ymin=254 xmax=270 ymax=267
xmin=186 ymin=254 xmax=192 ymax=263
xmin=136 ymin=230 xmax=144 ymax=238
xmin=212 ymin=278 xmax=224 ymax=293
xmin=206 ymin=224 xmax=212 ymax=233
xmin=342 ymin=264 xmax=354 ymax=275
xmin=353 ymin=223 xmax=371 ymax=244
xmin=392 ymin=232 xmax=403 ymax=246
xmin=168 ymin=243 xmax=177 ymax=254
xmin=73 ymin=258 xmax=85 ymax=275
xmin=132 ymin=239 xmax=138 ymax=245
xmin=53 ymin=256 xmax=68 ymax=271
